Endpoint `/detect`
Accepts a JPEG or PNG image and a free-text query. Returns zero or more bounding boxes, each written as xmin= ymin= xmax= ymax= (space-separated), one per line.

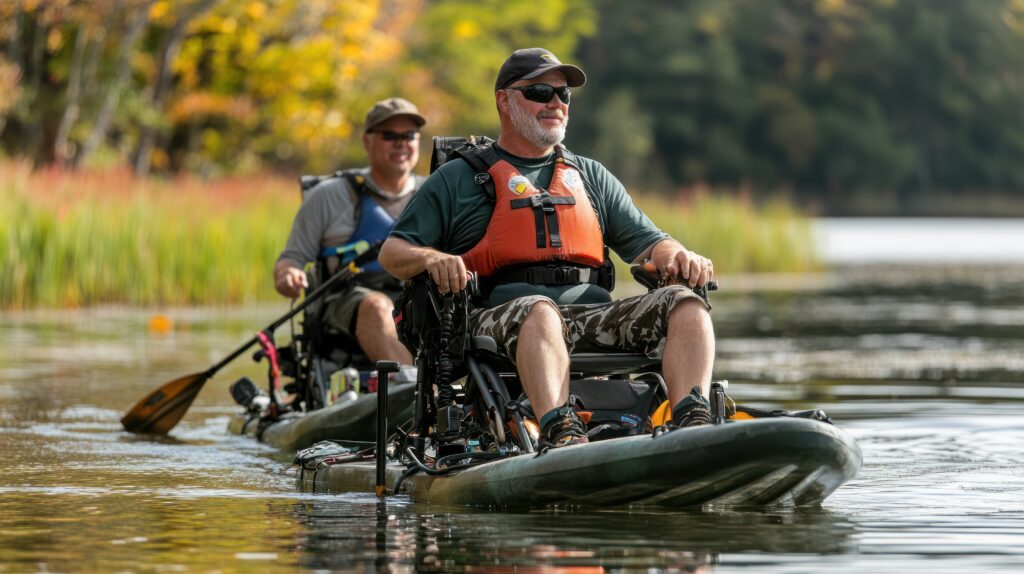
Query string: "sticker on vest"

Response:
xmin=562 ymin=169 xmax=583 ymax=192
xmin=508 ymin=175 xmax=530 ymax=195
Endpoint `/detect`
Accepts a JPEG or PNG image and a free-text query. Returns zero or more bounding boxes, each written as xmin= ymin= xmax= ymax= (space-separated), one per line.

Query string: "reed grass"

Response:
xmin=629 ymin=189 xmax=820 ymax=276
xmin=1 ymin=160 xmax=294 ymax=308
xmin=1 ymin=160 xmax=819 ymax=309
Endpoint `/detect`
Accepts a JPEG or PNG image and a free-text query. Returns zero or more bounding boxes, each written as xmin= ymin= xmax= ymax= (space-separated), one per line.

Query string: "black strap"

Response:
xmin=493 ymin=265 xmax=600 ymax=286
xmin=510 ymin=193 xmax=575 ymax=247
xmin=453 ymin=142 xmax=501 ymax=200
xmin=555 ymin=146 xmax=579 ymax=169
xmin=340 ymin=171 xmax=366 ymax=196
xmin=299 ymin=169 xmax=349 ymax=195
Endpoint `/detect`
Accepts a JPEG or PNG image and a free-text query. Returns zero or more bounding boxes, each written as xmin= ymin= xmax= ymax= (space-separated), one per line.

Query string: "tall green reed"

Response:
xmin=631 ymin=191 xmax=820 ymax=275
xmin=2 ymin=161 xmax=295 ymax=308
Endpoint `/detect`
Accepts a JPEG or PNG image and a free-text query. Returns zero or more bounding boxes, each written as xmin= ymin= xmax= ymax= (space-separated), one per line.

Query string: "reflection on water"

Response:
xmin=290 ymin=497 xmax=856 ymax=572
xmin=1 ymin=266 xmax=1023 ymax=572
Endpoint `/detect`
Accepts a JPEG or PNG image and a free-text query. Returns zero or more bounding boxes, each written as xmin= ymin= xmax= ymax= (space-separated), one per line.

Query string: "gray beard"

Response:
xmin=508 ymin=95 xmax=567 ymax=148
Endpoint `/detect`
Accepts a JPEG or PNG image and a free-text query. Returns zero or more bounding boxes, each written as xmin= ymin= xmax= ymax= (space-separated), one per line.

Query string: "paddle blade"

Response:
xmin=121 ymin=372 xmax=209 ymax=434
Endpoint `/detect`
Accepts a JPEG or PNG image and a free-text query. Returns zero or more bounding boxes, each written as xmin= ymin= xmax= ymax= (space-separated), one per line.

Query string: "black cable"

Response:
xmin=392 ymin=447 xmax=519 ymax=494
xmin=435 ymin=450 xmax=512 ymax=468
xmin=393 ymin=465 xmax=421 ymax=494
xmin=436 ymin=296 xmax=455 ymax=407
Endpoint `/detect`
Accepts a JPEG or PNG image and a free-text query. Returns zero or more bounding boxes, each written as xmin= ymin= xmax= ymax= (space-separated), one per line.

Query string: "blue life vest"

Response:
xmin=318 ymin=172 xmax=396 ymax=275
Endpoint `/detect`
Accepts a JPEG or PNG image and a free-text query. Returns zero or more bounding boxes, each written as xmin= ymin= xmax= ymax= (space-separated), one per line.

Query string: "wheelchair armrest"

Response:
xmin=471 ymin=336 xmax=499 ymax=354
xmin=629 ymin=262 xmax=718 ymax=295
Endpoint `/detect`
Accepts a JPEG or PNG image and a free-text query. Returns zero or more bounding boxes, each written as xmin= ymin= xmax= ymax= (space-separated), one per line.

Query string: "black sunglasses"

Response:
xmin=371 ymin=130 xmax=420 ymax=141
xmin=507 ymin=84 xmax=571 ymax=105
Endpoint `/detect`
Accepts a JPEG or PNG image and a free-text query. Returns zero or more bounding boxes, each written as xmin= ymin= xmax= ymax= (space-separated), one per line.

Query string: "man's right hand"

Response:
xmin=379 ymin=237 xmax=472 ymax=292
xmin=425 ymin=252 xmax=470 ymax=294
xmin=274 ymin=265 xmax=308 ymax=299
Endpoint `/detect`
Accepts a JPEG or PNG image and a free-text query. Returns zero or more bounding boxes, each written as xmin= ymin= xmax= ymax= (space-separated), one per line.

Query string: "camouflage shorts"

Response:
xmin=469 ymin=285 xmax=712 ymax=363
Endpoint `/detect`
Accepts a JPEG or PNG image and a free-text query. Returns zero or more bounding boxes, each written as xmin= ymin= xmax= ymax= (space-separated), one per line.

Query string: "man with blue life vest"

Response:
xmin=274 ymin=97 xmax=426 ymax=366
xmin=379 ymin=49 xmax=716 ymax=448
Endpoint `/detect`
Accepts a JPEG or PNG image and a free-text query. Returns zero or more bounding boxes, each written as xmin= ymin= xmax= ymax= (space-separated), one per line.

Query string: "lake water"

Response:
xmin=2 ymin=226 xmax=1024 ymax=571
xmin=814 ymin=217 xmax=1024 ymax=264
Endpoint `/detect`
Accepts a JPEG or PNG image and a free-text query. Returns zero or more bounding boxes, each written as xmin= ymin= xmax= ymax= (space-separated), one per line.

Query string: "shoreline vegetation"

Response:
xmin=1 ymin=159 xmax=819 ymax=309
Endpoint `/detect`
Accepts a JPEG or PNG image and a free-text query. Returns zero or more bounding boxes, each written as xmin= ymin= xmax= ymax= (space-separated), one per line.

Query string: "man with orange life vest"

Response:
xmin=275 ymin=98 xmax=426 ymax=366
xmin=379 ymin=49 xmax=715 ymax=447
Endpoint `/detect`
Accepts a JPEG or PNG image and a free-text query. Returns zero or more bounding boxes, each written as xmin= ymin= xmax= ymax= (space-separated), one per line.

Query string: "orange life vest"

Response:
xmin=460 ymin=149 xmax=604 ymax=278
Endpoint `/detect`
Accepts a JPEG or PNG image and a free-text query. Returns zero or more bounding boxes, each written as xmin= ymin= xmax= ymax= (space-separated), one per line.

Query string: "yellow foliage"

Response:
xmin=220 ymin=17 xmax=237 ymax=34
xmin=241 ymin=29 xmax=260 ymax=54
xmin=246 ymin=1 xmax=266 ymax=20
xmin=453 ymin=19 xmax=480 ymax=40
xmin=340 ymin=43 xmax=364 ymax=60
xmin=341 ymin=62 xmax=359 ymax=81
xmin=96 ymin=0 xmax=591 ymax=173
xmin=47 ymin=28 xmax=63 ymax=51
xmin=150 ymin=0 xmax=170 ymax=21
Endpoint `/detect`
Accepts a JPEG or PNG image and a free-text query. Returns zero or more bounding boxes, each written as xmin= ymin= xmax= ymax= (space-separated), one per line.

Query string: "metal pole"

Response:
xmin=375 ymin=360 xmax=400 ymax=498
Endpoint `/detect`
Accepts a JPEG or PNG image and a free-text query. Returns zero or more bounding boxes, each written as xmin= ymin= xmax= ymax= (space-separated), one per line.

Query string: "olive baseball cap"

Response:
xmin=364 ymin=97 xmax=426 ymax=132
xmin=494 ymin=47 xmax=587 ymax=91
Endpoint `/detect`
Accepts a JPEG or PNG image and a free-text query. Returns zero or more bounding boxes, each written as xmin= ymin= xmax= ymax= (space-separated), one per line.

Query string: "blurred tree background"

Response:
xmin=2 ymin=0 xmax=1023 ymax=215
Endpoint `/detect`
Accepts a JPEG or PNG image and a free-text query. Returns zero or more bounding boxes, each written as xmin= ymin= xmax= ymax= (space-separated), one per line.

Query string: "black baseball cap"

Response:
xmin=494 ymin=48 xmax=587 ymax=91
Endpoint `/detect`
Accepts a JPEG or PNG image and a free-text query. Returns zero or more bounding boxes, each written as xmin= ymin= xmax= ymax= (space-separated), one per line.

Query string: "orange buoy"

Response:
xmin=148 ymin=314 xmax=173 ymax=334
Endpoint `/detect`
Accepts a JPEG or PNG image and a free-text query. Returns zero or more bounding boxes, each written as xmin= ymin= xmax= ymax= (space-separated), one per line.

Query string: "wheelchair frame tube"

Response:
xmin=480 ymin=361 xmax=535 ymax=453
xmin=412 ymin=354 xmax=429 ymax=458
xmin=465 ymin=356 xmax=507 ymax=447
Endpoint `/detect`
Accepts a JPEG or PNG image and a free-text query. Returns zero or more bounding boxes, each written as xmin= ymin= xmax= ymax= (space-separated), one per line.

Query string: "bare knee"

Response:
xmin=516 ymin=300 xmax=568 ymax=364
xmin=668 ymin=298 xmax=713 ymax=334
xmin=357 ymin=293 xmax=395 ymax=327
xmin=521 ymin=300 xmax=562 ymax=332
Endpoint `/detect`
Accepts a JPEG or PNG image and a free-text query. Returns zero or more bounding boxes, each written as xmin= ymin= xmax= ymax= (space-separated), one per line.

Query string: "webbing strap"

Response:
xmin=510 ymin=193 xmax=576 ymax=247
xmin=495 ymin=265 xmax=598 ymax=285
xmin=454 ymin=144 xmax=502 ymax=200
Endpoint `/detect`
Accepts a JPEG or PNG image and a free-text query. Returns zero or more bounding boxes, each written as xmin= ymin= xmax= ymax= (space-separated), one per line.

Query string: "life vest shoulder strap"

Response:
xmin=338 ymin=170 xmax=368 ymax=199
xmin=554 ymin=145 xmax=598 ymax=207
xmin=451 ymin=139 xmax=501 ymax=200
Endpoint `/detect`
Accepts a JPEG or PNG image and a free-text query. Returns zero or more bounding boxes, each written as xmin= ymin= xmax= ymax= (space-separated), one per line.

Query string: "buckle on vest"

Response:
xmin=550 ymin=267 xmax=590 ymax=284
xmin=474 ymin=173 xmax=490 ymax=185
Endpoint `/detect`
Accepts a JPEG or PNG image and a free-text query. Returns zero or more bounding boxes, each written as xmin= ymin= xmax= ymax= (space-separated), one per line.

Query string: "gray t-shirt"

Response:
xmin=278 ymin=167 xmax=424 ymax=267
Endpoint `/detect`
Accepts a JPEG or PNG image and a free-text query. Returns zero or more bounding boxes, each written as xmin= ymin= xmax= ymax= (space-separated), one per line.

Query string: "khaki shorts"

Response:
xmin=323 ymin=284 xmax=381 ymax=337
xmin=469 ymin=285 xmax=711 ymax=362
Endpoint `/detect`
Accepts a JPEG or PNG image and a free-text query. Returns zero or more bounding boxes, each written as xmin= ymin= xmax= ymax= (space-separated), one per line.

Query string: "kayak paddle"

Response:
xmin=121 ymin=242 xmax=380 ymax=434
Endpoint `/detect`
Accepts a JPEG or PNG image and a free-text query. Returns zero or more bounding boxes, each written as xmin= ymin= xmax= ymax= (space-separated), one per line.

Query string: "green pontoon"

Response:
xmin=295 ymin=417 xmax=861 ymax=507
xmin=226 ymin=382 xmax=416 ymax=451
